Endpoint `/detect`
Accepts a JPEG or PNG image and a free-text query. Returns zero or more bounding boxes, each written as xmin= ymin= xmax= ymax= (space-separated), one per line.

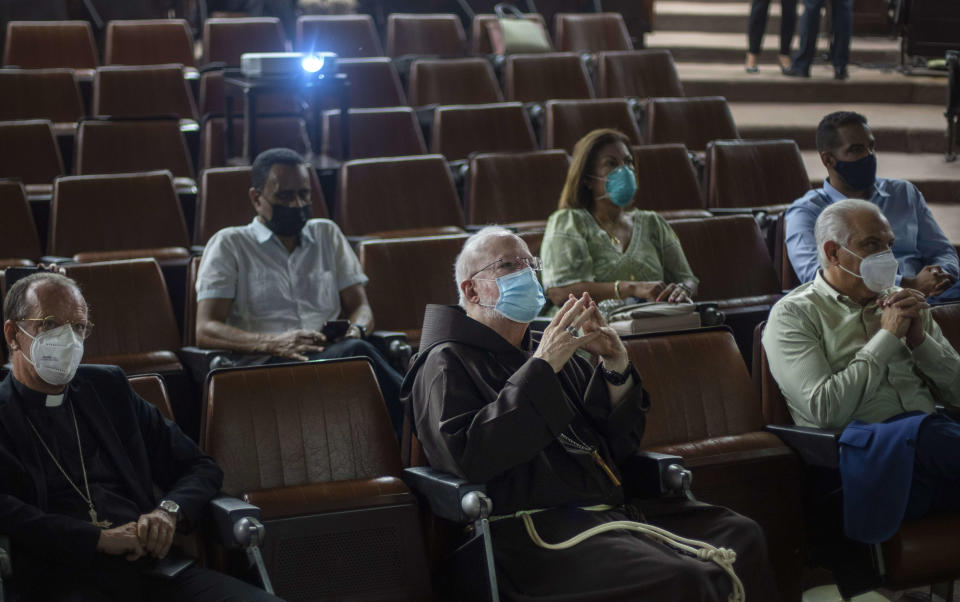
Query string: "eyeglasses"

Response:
xmin=19 ymin=316 xmax=95 ymax=340
xmin=470 ymin=256 xmax=543 ymax=279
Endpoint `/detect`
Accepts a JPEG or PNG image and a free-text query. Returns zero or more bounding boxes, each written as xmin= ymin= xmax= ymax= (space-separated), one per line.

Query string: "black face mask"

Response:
xmin=265 ymin=203 xmax=310 ymax=236
xmin=833 ymin=153 xmax=877 ymax=192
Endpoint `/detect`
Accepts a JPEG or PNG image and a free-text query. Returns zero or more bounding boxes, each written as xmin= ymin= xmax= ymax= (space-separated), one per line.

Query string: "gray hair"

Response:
xmin=3 ymin=272 xmax=84 ymax=324
xmin=814 ymin=198 xmax=883 ymax=268
xmin=454 ymin=226 xmax=526 ymax=308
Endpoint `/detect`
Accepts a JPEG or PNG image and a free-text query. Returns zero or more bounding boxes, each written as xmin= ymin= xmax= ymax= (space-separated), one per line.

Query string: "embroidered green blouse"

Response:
xmin=541 ymin=208 xmax=699 ymax=292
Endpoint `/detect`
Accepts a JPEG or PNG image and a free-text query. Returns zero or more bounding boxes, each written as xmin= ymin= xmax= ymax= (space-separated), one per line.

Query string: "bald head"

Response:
xmin=3 ymin=272 xmax=84 ymax=325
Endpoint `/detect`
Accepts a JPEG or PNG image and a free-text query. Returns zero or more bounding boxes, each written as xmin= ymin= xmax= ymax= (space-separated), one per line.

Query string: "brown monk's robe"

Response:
xmin=402 ymin=305 xmax=779 ymax=601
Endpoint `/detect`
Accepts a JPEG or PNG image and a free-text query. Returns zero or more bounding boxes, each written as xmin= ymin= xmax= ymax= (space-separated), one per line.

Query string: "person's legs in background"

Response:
xmin=746 ymin=0 xmax=772 ymax=72
xmin=829 ymin=0 xmax=854 ymax=79
xmin=778 ymin=0 xmax=799 ymax=69
xmin=786 ymin=0 xmax=825 ymax=77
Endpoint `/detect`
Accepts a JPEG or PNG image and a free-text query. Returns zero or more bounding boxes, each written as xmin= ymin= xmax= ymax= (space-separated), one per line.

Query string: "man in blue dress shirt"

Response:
xmin=785 ymin=111 xmax=960 ymax=301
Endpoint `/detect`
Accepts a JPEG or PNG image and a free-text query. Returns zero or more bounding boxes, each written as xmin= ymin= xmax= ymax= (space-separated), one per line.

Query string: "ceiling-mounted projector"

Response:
xmin=240 ymin=52 xmax=338 ymax=79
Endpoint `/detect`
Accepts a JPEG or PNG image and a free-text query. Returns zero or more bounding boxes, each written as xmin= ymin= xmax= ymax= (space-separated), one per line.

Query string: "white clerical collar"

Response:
xmin=45 ymin=394 xmax=64 ymax=408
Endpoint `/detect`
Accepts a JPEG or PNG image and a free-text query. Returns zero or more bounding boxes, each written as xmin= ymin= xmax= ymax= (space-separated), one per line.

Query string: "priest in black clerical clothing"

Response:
xmin=0 ymin=271 xmax=281 ymax=601
xmin=402 ymin=227 xmax=778 ymax=601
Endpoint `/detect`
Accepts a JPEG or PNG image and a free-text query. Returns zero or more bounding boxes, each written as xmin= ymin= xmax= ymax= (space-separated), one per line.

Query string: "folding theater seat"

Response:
xmin=386 ymin=13 xmax=467 ymax=57
xmin=333 ymin=58 xmax=409 ymax=108
xmin=295 ymin=14 xmax=384 ymax=57
xmin=195 ymin=166 xmax=327 ymax=246
xmin=0 ymin=119 xmax=65 ymax=199
xmin=93 ymin=65 xmax=199 ymax=123
xmin=202 ymin=17 xmax=286 ymax=66
xmin=624 ymin=327 xmax=804 ymax=602
xmin=643 ymin=96 xmax=739 ymax=152
xmin=197 ymin=69 xmax=300 ymax=118
xmin=104 ymin=19 xmax=195 ymax=68
xmin=336 ymin=155 xmax=466 ymax=237
xmin=471 ymin=12 xmax=551 ymax=55
xmin=553 ymin=12 xmax=633 ymax=52
xmin=0 ymin=181 xmax=43 ymax=268
xmin=3 ymin=21 xmax=98 ymax=75
xmin=202 ymin=358 xmax=432 ymax=601
xmin=596 ymin=50 xmax=685 ymax=99
xmin=466 ymin=149 xmax=569 ymax=229
xmin=49 ymin=170 xmax=190 ymax=263
xmin=504 ymin=52 xmax=594 ymax=102
xmin=932 ymin=302 xmax=960 ymax=352
xmin=431 ymin=102 xmax=537 ymax=161
xmin=200 ymin=115 xmax=311 ymax=170
xmin=544 ymin=98 xmax=641 ymax=153
xmin=322 ymin=107 xmax=427 ymax=160
xmin=632 ymin=143 xmax=710 ymax=219
xmin=129 ymin=374 xmax=176 ymax=421
xmin=408 ymin=58 xmax=503 ymax=106
xmin=704 ymin=139 xmax=810 ymax=213
xmin=0 ymin=69 xmax=84 ymax=137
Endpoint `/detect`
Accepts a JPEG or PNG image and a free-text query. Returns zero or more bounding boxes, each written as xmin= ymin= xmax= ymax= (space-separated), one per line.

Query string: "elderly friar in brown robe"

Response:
xmin=401 ymin=227 xmax=778 ymax=601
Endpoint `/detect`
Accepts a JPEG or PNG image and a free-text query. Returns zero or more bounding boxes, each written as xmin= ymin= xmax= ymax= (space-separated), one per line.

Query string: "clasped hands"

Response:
xmin=96 ymin=508 xmax=176 ymax=561
xmin=879 ymin=288 xmax=929 ymax=348
xmin=534 ymin=293 xmax=628 ymax=373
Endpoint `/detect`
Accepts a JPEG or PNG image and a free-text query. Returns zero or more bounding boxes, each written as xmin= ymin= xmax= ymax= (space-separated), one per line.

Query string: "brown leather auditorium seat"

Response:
xmin=64 ymin=258 xmax=183 ymax=374
xmin=431 ymin=102 xmax=537 ymax=161
xmin=504 ymin=52 xmax=595 ymax=102
xmin=408 ymin=58 xmax=503 ymax=106
xmin=386 ymin=13 xmax=466 ymax=57
xmin=295 ymin=14 xmax=384 ymax=57
xmin=328 ymin=58 xmax=408 ymax=108
xmin=195 ymin=165 xmax=328 ymax=246
xmin=129 ymin=374 xmax=176 ymax=421
xmin=3 ymin=21 xmax=98 ymax=74
xmin=544 ymin=98 xmax=642 ymax=153
xmin=322 ymin=107 xmax=427 ymax=160
xmin=705 ymin=139 xmax=810 ymax=212
xmin=358 ymin=234 xmax=470 ymax=344
xmin=632 ymin=143 xmax=710 ymax=219
xmin=202 ymin=17 xmax=286 ymax=66
xmin=471 ymin=12 xmax=552 ymax=55
xmin=932 ymin=302 xmax=960 ymax=352
xmin=0 ymin=119 xmax=65 ymax=198
xmin=93 ymin=65 xmax=199 ymax=122
xmin=202 ymin=359 xmax=431 ymax=600
xmin=200 ymin=115 xmax=311 ymax=169
xmin=105 ymin=19 xmax=195 ymax=67
xmin=0 ymin=181 xmax=43 ymax=268
xmin=197 ymin=69 xmax=300 ymax=117
xmin=668 ymin=215 xmax=781 ymax=311
xmin=336 ymin=155 xmax=466 ymax=237
xmin=553 ymin=12 xmax=633 ymax=52
xmin=626 ymin=327 xmax=804 ymax=602
xmin=49 ymin=170 xmax=190 ymax=263
xmin=74 ymin=119 xmax=195 ymax=187
xmin=467 ymin=150 xmax=570 ymax=229
xmin=643 ymin=96 xmax=739 ymax=151
xmin=0 ymin=69 xmax=84 ymax=135
xmin=597 ymin=50 xmax=685 ymax=99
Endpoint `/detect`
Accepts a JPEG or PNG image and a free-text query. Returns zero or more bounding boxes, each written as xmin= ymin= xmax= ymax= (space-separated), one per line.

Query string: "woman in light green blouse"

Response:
xmin=541 ymin=128 xmax=699 ymax=308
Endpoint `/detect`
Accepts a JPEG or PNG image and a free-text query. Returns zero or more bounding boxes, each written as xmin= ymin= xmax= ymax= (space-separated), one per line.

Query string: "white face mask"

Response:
xmin=18 ymin=324 xmax=84 ymax=386
xmin=838 ymin=247 xmax=899 ymax=294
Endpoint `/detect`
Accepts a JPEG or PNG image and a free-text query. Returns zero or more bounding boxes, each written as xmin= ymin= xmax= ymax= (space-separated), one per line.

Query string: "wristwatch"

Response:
xmin=158 ymin=499 xmax=180 ymax=521
xmin=351 ymin=323 xmax=367 ymax=339
xmin=600 ymin=362 xmax=634 ymax=386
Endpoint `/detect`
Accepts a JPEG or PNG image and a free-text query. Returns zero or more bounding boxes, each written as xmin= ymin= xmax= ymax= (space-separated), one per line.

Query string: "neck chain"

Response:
xmin=24 ymin=400 xmax=113 ymax=528
xmin=559 ymin=426 xmax=621 ymax=487
xmin=591 ymin=212 xmax=623 ymax=249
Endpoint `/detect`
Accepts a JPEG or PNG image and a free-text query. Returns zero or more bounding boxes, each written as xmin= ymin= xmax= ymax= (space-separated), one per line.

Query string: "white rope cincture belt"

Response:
xmin=497 ymin=506 xmax=745 ymax=602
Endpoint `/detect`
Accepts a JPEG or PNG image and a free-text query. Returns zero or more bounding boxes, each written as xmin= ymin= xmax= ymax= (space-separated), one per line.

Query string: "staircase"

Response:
xmin=644 ymin=0 xmax=960 ymax=241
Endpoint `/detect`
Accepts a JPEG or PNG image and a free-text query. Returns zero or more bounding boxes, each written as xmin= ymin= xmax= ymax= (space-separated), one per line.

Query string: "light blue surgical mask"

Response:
xmin=597 ymin=165 xmax=638 ymax=207
xmin=478 ymin=268 xmax=546 ymax=323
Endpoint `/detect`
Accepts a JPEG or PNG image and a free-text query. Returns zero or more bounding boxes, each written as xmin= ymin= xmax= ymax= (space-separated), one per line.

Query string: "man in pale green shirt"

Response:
xmin=764 ymin=200 xmax=960 ymax=430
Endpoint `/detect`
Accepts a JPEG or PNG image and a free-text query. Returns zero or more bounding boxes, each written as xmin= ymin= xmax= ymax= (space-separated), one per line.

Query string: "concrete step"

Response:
xmin=733 ymin=103 xmax=948 ymax=153
xmin=654 ymin=1 xmax=809 ymax=35
xmin=646 ymin=31 xmax=900 ymax=64
xmin=801 ymin=151 xmax=960 ymax=210
xmin=677 ymin=63 xmax=947 ymax=104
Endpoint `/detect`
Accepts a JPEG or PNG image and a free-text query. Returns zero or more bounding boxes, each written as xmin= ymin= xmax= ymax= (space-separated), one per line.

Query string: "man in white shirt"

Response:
xmin=763 ymin=199 xmax=960 ymax=542
xmin=195 ymin=148 xmax=402 ymax=431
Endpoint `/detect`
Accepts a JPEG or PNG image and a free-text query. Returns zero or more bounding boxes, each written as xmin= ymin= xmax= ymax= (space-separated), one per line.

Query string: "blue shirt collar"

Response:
xmin=249 ymin=217 xmax=314 ymax=245
xmin=822 ymin=178 xmax=889 ymax=202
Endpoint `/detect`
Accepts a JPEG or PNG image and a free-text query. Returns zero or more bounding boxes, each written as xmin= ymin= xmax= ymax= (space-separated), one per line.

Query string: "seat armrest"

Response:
xmin=368 ymin=331 xmax=412 ymax=371
xmin=695 ymin=303 xmax=724 ymax=326
xmin=403 ymin=466 xmax=489 ymax=523
xmin=38 ymin=255 xmax=74 ymax=265
xmin=621 ymin=451 xmax=691 ymax=498
xmin=179 ymin=346 xmax=231 ymax=383
xmin=208 ymin=494 xmax=263 ymax=550
xmin=765 ymin=424 xmax=841 ymax=468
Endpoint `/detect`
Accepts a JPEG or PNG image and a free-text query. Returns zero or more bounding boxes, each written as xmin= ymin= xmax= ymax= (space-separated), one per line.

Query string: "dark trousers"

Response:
xmin=791 ymin=0 xmax=853 ymax=73
xmin=29 ymin=565 xmax=282 ymax=602
xmin=298 ymin=338 xmax=404 ymax=437
xmin=904 ymin=414 xmax=960 ymax=520
xmin=747 ymin=0 xmax=798 ymax=55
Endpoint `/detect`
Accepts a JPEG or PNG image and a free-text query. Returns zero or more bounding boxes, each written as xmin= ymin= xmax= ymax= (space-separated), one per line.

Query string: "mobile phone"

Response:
xmin=321 ymin=319 xmax=350 ymax=341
